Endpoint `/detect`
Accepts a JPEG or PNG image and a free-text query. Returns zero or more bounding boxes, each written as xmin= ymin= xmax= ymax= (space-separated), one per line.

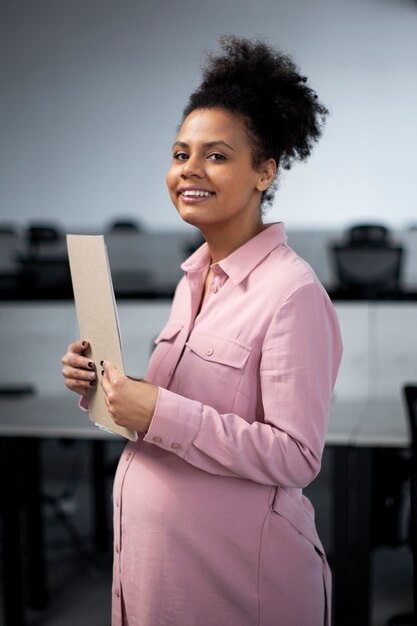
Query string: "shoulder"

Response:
xmin=252 ymin=241 xmax=325 ymax=305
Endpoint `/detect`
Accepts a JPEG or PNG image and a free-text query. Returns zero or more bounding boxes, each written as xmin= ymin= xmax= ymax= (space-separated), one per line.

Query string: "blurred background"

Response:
xmin=1 ymin=0 xmax=416 ymax=232
xmin=1 ymin=1 xmax=417 ymax=625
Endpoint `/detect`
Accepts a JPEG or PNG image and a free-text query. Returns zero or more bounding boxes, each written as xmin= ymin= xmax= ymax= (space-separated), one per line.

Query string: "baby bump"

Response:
xmin=116 ymin=444 xmax=274 ymax=619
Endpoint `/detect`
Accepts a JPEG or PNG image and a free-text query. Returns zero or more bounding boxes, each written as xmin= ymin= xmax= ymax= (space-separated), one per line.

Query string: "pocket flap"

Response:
xmin=154 ymin=322 xmax=183 ymax=344
xmin=186 ymin=332 xmax=250 ymax=369
xmin=272 ymin=487 xmax=325 ymax=555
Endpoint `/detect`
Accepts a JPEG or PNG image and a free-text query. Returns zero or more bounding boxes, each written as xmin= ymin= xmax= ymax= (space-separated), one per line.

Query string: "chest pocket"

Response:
xmin=146 ymin=321 xmax=184 ymax=385
xmin=181 ymin=332 xmax=251 ymax=411
xmin=185 ymin=332 xmax=251 ymax=369
xmin=154 ymin=322 xmax=184 ymax=345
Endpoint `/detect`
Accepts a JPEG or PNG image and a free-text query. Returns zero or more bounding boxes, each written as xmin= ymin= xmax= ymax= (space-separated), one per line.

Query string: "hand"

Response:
xmin=61 ymin=339 xmax=97 ymax=397
xmin=101 ymin=361 xmax=158 ymax=433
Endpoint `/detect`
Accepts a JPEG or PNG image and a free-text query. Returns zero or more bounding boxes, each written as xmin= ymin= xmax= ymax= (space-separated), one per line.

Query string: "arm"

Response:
xmin=143 ymin=283 xmax=342 ymax=488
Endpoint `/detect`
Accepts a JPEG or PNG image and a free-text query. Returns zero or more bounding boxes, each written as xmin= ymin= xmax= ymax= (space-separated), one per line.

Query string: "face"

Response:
xmin=166 ymin=108 xmax=274 ymax=234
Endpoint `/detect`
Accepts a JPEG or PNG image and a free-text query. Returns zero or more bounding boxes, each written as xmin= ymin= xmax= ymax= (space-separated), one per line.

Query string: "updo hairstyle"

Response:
xmin=182 ymin=35 xmax=328 ymax=206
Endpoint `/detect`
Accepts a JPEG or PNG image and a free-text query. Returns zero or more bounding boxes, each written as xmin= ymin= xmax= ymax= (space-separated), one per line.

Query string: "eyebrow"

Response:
xmin=172 ymin=140 xmax=235 ymax=151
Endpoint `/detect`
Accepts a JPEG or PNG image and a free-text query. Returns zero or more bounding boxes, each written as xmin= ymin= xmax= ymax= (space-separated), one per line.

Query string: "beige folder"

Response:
xmin=66 ymin=234 xmax=137 ymax=441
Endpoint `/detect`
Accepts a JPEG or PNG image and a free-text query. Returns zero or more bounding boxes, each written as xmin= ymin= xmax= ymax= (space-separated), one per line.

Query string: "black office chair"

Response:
xmin=331 ymin=224 xmax=404 ymax=299
xmin=387 ymin=385 xmax=417 ymax=626
xmin=348 ymin=224 xmax=390 ymax=247
xmin=0 ymin=223 xmax=18 ymax=235
xmin=107 ymin=217 xmax=144 ymax=232
xmin=17 ymin=222 xmax=71 ymax=294
xmin=0 ymin=229 xmax=22 ymax=291
xmin=26 ymin=223 xmax=61 ymax=255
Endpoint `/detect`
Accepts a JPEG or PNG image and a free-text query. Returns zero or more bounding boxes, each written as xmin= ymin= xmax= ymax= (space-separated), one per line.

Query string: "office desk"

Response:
xmin=331 ymin=396 xmax=410 ymax=626
xmin=0 ymin=395 xmax=119 ymax=626
xmin=0 ymin=394 xmax=410 ymax=626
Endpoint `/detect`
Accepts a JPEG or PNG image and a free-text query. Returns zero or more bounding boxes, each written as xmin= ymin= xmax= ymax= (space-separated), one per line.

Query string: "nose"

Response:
xmin=180 ymin=155 xmax=204 ymax=179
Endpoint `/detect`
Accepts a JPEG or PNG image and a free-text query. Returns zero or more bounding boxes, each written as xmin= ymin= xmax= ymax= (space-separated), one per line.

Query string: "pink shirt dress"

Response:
xmin=111 ymin=223 xmax=343 ymax=626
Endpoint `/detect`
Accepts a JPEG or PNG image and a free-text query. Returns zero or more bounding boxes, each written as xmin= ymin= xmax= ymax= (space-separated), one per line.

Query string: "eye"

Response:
xmin=173 ymin=151 xmax=189 ymax=161
xmin=208 ymin=152 xmax=226 ymax=161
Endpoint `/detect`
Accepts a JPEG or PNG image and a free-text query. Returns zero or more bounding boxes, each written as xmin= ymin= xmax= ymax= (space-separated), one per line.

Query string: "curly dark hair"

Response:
xmin=182 ymin=35 xmax=328 ymax=206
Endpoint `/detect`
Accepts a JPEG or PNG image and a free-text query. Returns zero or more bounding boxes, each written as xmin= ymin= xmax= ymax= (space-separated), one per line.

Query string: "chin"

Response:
xmin=177 ymin=205 xmax=207 ymax=226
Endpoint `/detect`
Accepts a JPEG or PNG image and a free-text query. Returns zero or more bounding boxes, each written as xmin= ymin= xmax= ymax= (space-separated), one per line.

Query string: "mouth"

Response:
xmin=178 ymin=187 xmax=215 ymax=204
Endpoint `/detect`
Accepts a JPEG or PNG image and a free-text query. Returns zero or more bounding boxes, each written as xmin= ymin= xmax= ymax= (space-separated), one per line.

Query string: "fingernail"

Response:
xmin=82 ymin=341 xmax=87 ymax=347
xmin=100 ymin=360 xmax=104 ymax=367
xmin=88 ymin=361 xmax=94 ymax=369
xmin=89 ymin=380 xmax=95 ymax=387
xmin=101 ymin=370 xmax=104 ymax=376
xmin=89 ymin=371 xmax=96 ymax=380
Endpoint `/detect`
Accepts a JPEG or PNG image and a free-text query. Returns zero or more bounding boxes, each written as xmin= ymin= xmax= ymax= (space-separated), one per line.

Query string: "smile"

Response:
xmin=178 ymin=188 xmax=215 ymax=204
xmin=181 ymin=190 xmax=213 ymax=197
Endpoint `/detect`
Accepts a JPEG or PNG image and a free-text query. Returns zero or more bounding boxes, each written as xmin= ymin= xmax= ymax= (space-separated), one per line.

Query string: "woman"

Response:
xmin=62 ymin=36 xmax=342 ymax=626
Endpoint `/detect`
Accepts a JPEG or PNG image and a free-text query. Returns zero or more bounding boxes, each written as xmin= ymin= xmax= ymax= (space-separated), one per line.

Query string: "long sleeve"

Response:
xmin=143 ymin=282 xmax=342 ymax=488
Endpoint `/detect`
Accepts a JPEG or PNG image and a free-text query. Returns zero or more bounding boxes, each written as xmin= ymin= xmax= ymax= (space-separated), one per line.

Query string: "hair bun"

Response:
xmin=182 ymin=35 xmax=328 ymax=206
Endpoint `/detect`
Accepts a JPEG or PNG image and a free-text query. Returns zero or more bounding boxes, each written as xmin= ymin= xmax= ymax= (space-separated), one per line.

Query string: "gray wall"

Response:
xmin=1 ymin=0 xmax=416 ymax=232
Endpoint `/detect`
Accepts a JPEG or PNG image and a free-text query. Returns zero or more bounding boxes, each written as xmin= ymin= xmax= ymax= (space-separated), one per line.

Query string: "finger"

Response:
xmin=62 ymin=364 xmax=97 ymax=384
xmin=64 ymin=376 xmax=94 ymax=394
xmin=62 ymin=352 xmax=96 ymax=371
xmin=67 ymin=339 xmax=90 ymax=355
xmin=100 ymin=364 xmax=123 ymax=404
xmin=101 ymin=374 xmax=111 ymax=398
xmin=102 ymin=360 xmax=121 ymax=384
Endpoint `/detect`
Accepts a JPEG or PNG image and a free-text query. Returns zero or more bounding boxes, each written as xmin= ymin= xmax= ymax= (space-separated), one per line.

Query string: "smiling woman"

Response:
xmin=61 ymin=35 xmax=343 ymax=626
xmin=166 ymin=108 xmax=276 ymax=259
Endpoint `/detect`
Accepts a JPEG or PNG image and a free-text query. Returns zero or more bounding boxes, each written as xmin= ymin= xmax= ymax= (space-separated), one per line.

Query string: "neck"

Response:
xmin=201 ymin=219 xmax=265 ymax=264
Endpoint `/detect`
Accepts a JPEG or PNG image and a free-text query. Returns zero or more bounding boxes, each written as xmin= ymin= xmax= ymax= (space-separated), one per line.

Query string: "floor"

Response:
xmin=0 ymin=443 xmax=413 ymax=626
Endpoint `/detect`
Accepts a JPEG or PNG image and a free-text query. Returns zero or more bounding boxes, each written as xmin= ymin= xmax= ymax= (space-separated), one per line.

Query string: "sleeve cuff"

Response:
xmin=143 ymin=387 xmax=203 ymax=458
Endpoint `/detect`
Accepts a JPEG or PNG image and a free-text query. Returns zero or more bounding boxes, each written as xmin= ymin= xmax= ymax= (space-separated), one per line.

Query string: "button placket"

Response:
xmin=113 ymin=444 xmax=136 ymax=607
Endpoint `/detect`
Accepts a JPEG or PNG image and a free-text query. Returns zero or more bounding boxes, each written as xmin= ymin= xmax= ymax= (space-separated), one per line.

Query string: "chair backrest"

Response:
xmin=331 ymin=223 xmax=404 ymax=298
xmin=332 ymin=245 xmax=403 ymax=297
xmin=25 ymin=223 xmax=62 ymax=260
xmin=348 ymin=224 xmax=389 ymax=247
xmin=107 ymin=218 xmax=143 ymax=233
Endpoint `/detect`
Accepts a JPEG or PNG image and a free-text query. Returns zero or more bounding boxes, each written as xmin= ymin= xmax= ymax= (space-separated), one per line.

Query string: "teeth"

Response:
xmin=182 ymin=190 xmax=212 ymax=197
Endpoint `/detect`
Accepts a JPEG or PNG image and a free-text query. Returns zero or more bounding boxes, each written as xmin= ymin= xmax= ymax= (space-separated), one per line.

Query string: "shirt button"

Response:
xmin=171 ymin=442 xmax=181 ymax=450
xmin=211 ymin=285 xmax=218 ymax=293
xmin=116 ymin=499 xmax=120 ymax=508
xmin=126 ymin=452 xmax=131 ymax=460
xmin=206 ymin=347 xmax=214 ymax=356
xmin=152 ymin=436 xmax=162 ymax=444
xmin=115 ymin=587 xmax=120 ymax=598
xmin=115 ymin=543 xmax=120 ymax=554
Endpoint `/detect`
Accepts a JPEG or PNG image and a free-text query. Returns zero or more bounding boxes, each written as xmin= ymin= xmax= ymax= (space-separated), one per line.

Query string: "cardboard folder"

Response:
xmin=66 ymin=234 xmax=137 ymax=441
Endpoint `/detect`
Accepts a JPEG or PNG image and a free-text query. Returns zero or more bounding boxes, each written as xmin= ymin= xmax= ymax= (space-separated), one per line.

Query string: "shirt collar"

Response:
xmin=181 ymin=223 xmax=287 ymax=285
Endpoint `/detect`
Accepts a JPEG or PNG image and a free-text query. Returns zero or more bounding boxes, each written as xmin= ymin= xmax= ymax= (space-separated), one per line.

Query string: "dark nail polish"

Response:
xmin=82 ymin=341 xmax=87 ymax=347
xmin=89 ymin=380 xmax=95 ymax=387
xmin=88 ymin=361 xmax=94 ymax=369
xmin=100 ymin=360 xmax=104 ymax=366
xmin=101 ymin=370 xmax=104 ymax=376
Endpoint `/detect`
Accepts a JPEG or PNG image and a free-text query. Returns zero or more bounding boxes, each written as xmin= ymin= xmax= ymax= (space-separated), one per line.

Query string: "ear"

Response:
xmin=256 ymin=158 xmax=277 ymax=192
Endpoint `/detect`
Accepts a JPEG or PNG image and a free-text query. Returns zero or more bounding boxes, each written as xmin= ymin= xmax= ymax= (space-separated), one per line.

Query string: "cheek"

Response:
xmin=209 ymin=169 xmax=235 ymax=195
xmin=165 ymin=167 xmax=174 ymax=191
xmin=165 ymin=168 xmax=178 ymax=203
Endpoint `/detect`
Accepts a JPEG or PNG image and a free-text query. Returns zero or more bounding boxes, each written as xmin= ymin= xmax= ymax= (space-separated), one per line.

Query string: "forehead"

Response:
xmin=176 ymin=108 xmax=251 ymax=149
